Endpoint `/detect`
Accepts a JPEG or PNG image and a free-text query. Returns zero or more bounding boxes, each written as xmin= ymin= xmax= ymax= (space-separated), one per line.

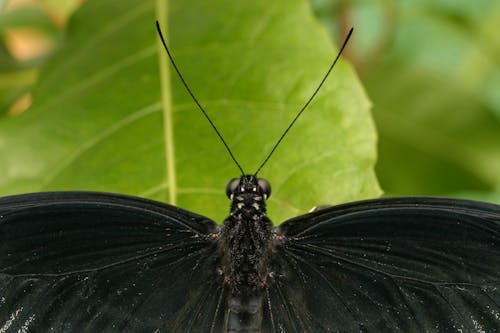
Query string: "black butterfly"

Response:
xmin=1 ymin=192 xmax=499 ymax=332
xmin=1 ymin=23 xmax=499 ymax=333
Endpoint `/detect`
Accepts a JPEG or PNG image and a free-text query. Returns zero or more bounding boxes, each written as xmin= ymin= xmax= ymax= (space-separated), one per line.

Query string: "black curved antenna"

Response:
xmin=156 ymin=21 xmax=245 ymax=175
xmin=253 ymin=27 xmax=354 ymax=176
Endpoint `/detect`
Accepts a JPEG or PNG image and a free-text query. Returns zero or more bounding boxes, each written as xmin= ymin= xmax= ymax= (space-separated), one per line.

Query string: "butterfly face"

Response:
xmin=225 ymin=175 xmax=271 ymax=221
xmin=225 ymin=175 xmax=271 ymax=201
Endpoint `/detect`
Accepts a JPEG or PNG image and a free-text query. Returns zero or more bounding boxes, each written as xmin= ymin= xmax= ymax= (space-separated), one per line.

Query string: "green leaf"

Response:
xmin=366 ymin=7 xmax=500 ymax=198
xmin=0 ymin=7 xmax=56 ymax=33
xmin=0 ymin=5 xmax=61 ymax=115
xmin=0 ymin=0 xmax=379 ymax=223
xmin=311 ymin=0 xmax=500 ymax=201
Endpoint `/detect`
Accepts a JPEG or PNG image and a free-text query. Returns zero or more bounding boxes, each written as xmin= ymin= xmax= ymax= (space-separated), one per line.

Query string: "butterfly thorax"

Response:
xmin=219 ymin=175 xmax=274 ymax=297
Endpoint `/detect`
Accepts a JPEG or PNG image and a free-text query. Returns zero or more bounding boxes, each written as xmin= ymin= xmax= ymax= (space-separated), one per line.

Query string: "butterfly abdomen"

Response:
xmin=226 ymin=295 xmax=263 ymax=332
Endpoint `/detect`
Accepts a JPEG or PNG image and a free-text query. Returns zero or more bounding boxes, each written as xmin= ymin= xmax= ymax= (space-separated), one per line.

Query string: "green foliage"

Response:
xmin=0 ymin=0 xmax=379 ymax=223
xmin=0 ymin=7 xmax=45 ymax=112
xmin=313 ymin=0 xmax=500 ymax=203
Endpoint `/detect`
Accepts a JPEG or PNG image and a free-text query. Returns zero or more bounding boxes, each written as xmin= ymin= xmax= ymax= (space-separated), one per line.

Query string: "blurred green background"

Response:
xmin=312 ymin=0 xmax=500 ymax=202
xmin=1 ymin=0 xmax=499 ymax=217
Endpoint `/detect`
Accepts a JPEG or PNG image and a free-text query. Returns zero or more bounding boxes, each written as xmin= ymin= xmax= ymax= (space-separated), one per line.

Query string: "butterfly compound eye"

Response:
xmin=258 ymin=178 xmax=271 ymax=199
xmin=225 ymin=178 xmax=240 ymax=198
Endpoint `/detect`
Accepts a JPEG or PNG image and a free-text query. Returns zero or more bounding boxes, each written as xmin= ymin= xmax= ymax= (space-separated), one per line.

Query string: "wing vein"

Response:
xmin=8 ymin=243 xmax=212 ymax=278
xmin=290 ymin=243 xmax=495 ymax=287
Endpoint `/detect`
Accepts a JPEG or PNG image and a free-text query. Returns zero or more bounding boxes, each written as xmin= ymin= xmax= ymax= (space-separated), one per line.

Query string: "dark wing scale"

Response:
xmin=263 ymin=245 xmax=376 ymax=332
xmin=0 ymin=192 xmax=226 ymax=333
xmin=266 ymin=197 xmax=500 ymax=332
xmin=262 ymin=254 xmax=336 ymax=333
xmin=166 ymin=272 xmax=228 ymax=333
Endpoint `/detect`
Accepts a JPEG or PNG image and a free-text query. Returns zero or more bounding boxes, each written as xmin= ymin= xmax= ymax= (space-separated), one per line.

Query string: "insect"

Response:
xmin=0 ymin=21 xmax=499 ymax=333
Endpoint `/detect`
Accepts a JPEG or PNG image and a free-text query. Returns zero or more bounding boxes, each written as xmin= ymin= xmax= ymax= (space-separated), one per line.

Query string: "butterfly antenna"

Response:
xmin=156 ymin=21 xmax=245 ymax=175
xmin=253 ymin=28 xmax=354 ymax=176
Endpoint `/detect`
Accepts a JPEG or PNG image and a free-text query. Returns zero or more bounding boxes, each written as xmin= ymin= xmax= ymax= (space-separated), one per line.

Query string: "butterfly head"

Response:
xmin=225 ymin=175 xmax=271 ymax=202
xmin=225 ymin=175 xmax=271 ymax=222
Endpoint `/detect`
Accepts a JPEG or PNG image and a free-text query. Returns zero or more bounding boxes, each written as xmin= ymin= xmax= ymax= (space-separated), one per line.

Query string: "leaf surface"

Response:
xmin=0 ymin=0 xmax=379 ymax=222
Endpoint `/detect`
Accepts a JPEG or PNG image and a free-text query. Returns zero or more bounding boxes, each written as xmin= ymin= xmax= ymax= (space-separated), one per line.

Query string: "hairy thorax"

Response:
xmin=219 ymin=190 xmax=274 ymax=297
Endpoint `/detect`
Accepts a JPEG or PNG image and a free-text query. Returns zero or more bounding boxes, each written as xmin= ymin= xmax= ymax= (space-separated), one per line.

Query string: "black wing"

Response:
xmin=0 ymin=192 xmax=227 ymax=333
xmin=264 ymin=197 xmax=500 ymax=332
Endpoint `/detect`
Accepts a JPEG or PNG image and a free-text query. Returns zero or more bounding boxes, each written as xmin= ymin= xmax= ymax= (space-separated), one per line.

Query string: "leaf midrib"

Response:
xmin=156 ymin=0 xmax=177 ymax=205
